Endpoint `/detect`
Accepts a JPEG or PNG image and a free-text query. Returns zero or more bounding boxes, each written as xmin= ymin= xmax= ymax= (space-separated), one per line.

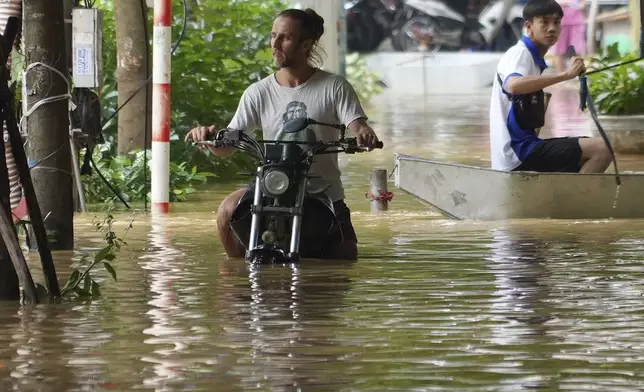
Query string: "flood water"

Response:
xmin=3 ymin=86 xmax=644 ymax=391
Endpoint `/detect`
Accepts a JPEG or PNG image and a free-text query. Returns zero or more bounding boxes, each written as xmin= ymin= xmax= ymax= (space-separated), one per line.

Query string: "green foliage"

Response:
xmin=85 ymin=1 xmax=384 ymax=204
xmin=59 ymin=207 xmax=131 ymax=298
xmin=588 ymin=43 xmax=644 ymax=116
xmin=93 ymin=0 xmax=284 ymax=182
xmin=30 ymin=206 xmax=130 ymax=300
xmin=169 ymin=1 xmax=283 ymax=134
xmin=345 ymin=53 xmax=384 ymax=104
xmin=82 ymin=141 xmax=215 ymax=204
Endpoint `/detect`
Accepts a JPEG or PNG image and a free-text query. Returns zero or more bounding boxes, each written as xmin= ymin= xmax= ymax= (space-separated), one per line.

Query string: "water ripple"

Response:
xmin=0 ymin=89 xmax=643 ymax=390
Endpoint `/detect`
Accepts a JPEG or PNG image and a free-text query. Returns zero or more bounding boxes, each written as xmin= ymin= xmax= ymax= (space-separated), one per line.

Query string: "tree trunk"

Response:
xmin=24 ymin=0 xmax=74 ymax=250
xmin=115 ymin=0 xmax=150 ymax=155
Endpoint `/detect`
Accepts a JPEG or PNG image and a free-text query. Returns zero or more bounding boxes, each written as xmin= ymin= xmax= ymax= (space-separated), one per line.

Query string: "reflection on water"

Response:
xmin=1 ymin=88 xmax=644 ymax=390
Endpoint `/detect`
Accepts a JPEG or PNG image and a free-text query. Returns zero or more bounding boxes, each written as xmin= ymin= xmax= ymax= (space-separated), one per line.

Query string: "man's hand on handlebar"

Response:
xmin=185 ymin=125 xmax=236 ymax=157
xmin=185 ymin=125 xmax=217 ymax=149
xmin=348 ymin=118 xmax=381 ymax=148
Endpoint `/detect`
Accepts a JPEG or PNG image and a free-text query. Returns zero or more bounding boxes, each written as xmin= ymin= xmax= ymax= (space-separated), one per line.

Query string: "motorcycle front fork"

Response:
xmin=247 ymin=175 xmax=308 ymax=257
xmin=288 ymin=178 xmax=307 ymax=255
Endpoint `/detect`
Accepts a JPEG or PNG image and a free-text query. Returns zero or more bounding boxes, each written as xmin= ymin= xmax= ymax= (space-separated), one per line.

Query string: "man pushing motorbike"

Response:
xmin=185 ymin=8 xmax=381 ymax=260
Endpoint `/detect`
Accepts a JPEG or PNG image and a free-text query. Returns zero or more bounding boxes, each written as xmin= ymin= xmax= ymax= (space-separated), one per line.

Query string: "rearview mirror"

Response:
xmin=282 ymin=117 xmax=310 ymax=134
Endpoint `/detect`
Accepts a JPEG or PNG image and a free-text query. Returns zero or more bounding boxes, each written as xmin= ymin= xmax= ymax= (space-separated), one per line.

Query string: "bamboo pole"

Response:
xmin=0 ymin=202 xmax=38 ymax=303
xmin=0 ymin=16 xmax=39 ymax=303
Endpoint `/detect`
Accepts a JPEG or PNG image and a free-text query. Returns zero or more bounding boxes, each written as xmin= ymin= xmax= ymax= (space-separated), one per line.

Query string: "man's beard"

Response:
xmin=274 ymin=57 xmax=293 ymax=69
xmin=273 ymin=55 xmax=293 ymax=69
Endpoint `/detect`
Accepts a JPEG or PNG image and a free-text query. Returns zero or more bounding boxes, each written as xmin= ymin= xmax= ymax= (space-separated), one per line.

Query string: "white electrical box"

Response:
xmin=72 ymin=8 xmax=103 ymax=88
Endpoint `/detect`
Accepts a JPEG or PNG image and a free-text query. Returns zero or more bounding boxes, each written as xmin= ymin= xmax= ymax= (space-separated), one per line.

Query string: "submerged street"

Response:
xmin=3 ymin=86 xmax=644 ymax=391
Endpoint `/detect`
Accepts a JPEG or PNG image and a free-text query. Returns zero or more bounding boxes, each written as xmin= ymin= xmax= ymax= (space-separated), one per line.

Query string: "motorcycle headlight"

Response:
xmin=263 ymin=170 xmax=290 ymax=196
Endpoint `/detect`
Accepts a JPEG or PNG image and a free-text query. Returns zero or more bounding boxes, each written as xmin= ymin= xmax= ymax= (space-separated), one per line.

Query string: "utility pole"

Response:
xmin=115 ymin=0 xmax=150 ymax=155
xmin=151 ymin=0 xmax=171 ymax=214
xmin=24 ymin=0 xmax=74 ymax=250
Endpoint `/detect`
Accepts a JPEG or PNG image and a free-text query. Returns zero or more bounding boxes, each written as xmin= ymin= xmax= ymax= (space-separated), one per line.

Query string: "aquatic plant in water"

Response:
xmin=29 ymin=205 xmax=132 ymax=300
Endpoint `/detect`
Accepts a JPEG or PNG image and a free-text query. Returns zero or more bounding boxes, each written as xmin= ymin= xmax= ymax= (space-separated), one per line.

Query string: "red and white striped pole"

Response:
xmin=151 ymin=0 xmax=171 ymax=214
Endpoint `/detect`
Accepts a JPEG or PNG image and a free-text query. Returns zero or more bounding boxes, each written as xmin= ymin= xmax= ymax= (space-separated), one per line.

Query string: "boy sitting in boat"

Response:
xmin=489 ymin=0 xmax=611 ymax=173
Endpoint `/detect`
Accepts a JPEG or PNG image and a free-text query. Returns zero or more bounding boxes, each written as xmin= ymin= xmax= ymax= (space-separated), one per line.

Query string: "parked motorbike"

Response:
xmin=192 ymin=118 xmax=383 ymax=264
xmin=390 ymin=0 xmax=524 ymax=52
xmin=346 ymin=0 xmax=405 ymax=52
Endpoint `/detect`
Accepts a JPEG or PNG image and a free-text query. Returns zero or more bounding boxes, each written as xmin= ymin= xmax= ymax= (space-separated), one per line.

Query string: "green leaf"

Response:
xmin=67 ymin=269 xmax=81 ymax=287
xmin=94 ymin=245 xmax=113 ymax=263
xmin=73 ymin=286 xmax=91 ymax=298
xmin=83 ymin=274 xmax=92 ymax=292
xmin=103 ymin=262 xmax=117 ymax=282
xmin=91 ymin=281 xmax=101 ymax=297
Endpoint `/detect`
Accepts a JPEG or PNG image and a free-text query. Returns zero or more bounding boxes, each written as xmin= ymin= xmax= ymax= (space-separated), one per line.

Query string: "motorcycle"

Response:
xmin=346 ymin=0 xmax=405 ymax=53
xmin=390 ymin=0 xmax=524 ymax=53
xmin=192 ymin=117 xmax=383 ymax=265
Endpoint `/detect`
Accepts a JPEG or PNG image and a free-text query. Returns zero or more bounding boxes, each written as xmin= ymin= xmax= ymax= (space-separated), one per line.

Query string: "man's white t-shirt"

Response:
xmin=489 ymin=36 xmax=548 ymax=171
xmin=227 ymin=69 xmax=367 ymax=202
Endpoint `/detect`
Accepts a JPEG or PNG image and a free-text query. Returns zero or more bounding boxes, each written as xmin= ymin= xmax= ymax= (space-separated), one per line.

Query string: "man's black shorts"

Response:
xmin=512 ymin=137 xmax=586 ymax=173
xmin=240 ymin=185 xmax=357 ymax=243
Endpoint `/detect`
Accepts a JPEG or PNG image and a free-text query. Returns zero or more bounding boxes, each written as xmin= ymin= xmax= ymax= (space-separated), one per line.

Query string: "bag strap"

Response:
xmin=497 ymin=72 xmax=512 ymax=99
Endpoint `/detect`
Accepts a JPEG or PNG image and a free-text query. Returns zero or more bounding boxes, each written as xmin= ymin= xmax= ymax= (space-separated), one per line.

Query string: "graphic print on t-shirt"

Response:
xmin=276 ymin=101 xmax=317 ymax=145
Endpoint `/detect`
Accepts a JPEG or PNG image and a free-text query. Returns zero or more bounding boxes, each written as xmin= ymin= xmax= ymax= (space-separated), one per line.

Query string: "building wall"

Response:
xmin=601 ymin=17 xmax=632 ymax=52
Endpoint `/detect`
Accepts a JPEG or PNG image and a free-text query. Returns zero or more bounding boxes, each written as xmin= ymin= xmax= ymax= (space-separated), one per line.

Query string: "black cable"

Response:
xmin=90 ymin=157 xmax=131 ymax=209
xmin=140 ymin=0 xmax=150 ymax=212
xmin=586 ymin=56 xmax=644 ymax=76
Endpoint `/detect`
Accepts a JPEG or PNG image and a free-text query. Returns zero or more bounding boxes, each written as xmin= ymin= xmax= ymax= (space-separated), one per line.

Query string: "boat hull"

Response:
xmin=395 ymin=153 xmax=643 ymax=220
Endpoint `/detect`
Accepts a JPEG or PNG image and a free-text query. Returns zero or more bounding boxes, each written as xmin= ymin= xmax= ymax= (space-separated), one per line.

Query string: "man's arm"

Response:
xmin=504 ymin=57 xmax=585 ymax=95
xmin=185 ymin=124 xmax=235 ymax=157
xmin=505 ymin=72 xmax=570 ymax=95
xmin=189 ymin=87 xmax=261 ymax=157
xmin=335 ymin=78 xmax=379 ymax=146
xmin=347 ymin=117 xmax=378 ymax=146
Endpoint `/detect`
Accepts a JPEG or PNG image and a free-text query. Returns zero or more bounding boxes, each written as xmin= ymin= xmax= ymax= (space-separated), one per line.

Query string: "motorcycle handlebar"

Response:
xmin=210 ymin=128 xmax=242 ymax=141
xmin=347 ymin=141 xmax=383 ymax=152
xmin=191 ymin=138 xmax=384 ymax=152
